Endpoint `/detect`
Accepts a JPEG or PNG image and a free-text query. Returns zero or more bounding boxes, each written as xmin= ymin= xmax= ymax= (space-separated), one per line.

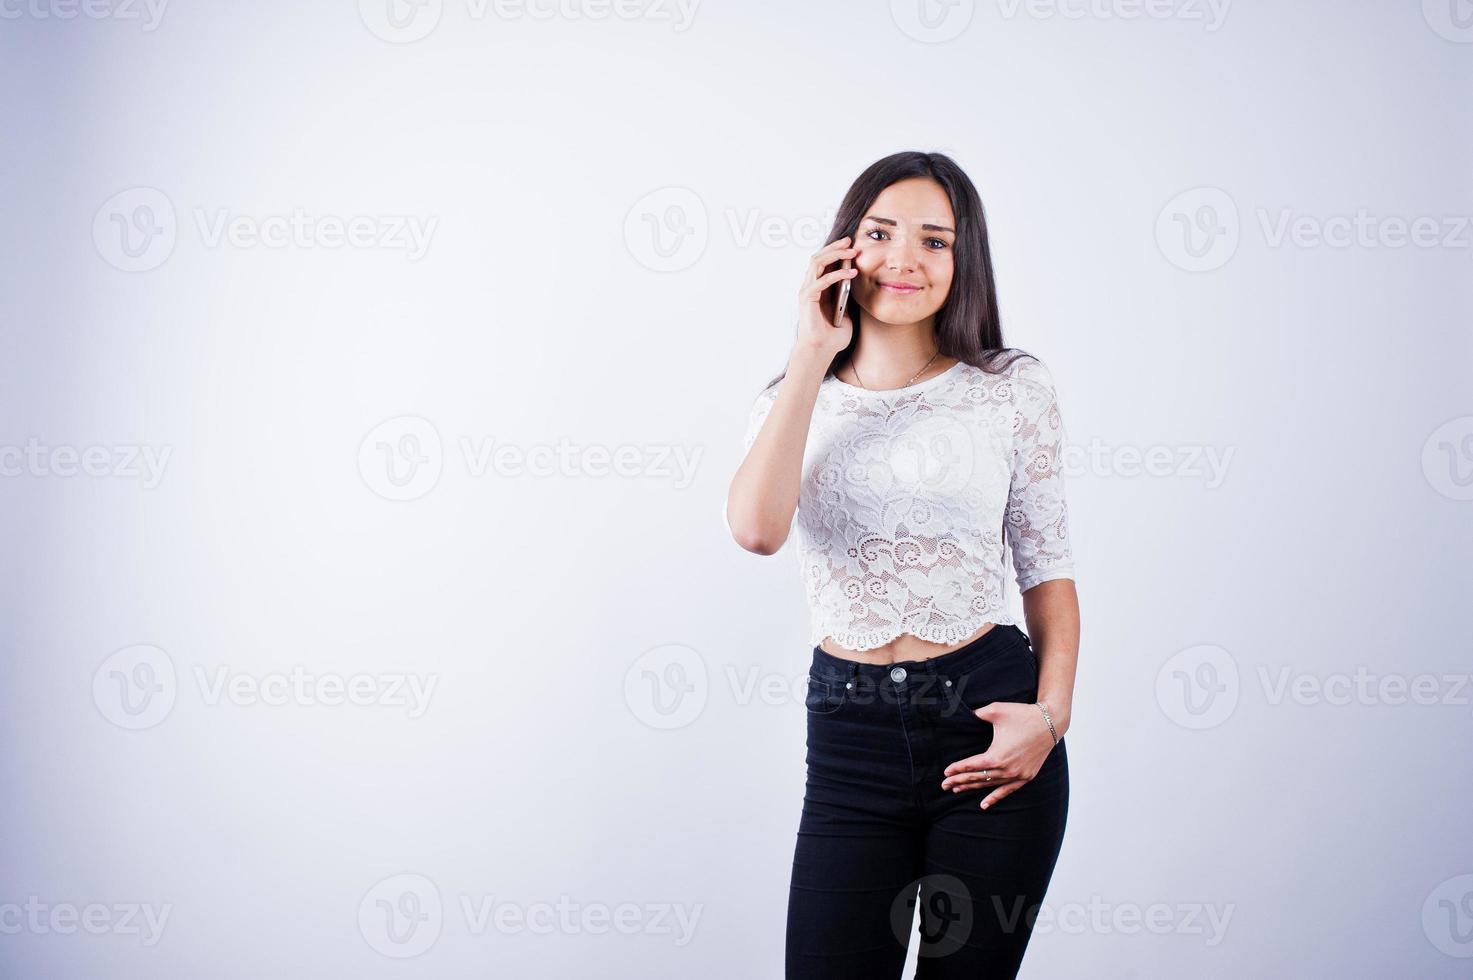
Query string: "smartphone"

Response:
xmin=831 ymin=257 xmax=852 ymax=327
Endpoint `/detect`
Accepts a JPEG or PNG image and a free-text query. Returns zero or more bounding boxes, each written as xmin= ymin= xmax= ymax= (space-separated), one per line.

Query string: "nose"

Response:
xmin=884 ymin=237 xmax=920 ymax=273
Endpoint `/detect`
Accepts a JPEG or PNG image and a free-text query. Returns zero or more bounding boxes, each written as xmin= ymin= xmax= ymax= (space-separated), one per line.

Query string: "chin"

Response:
xmin=870 ymin=296 xmax=934 ymax=323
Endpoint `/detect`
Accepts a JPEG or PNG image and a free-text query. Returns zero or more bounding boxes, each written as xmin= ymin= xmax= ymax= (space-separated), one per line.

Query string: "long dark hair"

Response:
xmin=764 ymin=150 xmax=1031 ymax=390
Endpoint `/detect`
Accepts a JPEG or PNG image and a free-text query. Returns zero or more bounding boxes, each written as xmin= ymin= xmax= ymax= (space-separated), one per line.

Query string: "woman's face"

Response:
xmin=850 ymin=177 xmax=957 ymax=328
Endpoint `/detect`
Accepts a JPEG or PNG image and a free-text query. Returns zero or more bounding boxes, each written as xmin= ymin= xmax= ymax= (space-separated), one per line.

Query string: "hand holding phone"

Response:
xmin=831 ymin=256 xmax=852 ymax=327
xmin=797 ymin=237 xmax=859 ymax=360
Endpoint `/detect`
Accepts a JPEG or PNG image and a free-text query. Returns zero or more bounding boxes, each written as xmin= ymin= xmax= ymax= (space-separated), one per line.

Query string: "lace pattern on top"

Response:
xmin=739 ymin=355 xmax=1075 ymax=651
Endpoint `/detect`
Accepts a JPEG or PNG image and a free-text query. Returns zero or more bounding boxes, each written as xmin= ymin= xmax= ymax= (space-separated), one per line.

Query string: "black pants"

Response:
xmin=785 ymin=624 xmax=1069 ymax=979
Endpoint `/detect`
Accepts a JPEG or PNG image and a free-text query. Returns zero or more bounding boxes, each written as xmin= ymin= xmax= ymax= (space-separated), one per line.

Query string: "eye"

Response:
xmin=863 ymin=227 xmax=949 ymax=249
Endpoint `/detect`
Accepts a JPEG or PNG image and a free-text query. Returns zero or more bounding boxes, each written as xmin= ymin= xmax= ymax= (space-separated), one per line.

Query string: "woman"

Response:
xmin=725 ymin=151 xmax=1078 ymax=979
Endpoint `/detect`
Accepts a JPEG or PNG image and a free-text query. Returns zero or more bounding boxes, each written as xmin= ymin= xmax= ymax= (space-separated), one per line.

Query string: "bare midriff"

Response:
xmin=819 ymin=621 xmax=997 ymax=666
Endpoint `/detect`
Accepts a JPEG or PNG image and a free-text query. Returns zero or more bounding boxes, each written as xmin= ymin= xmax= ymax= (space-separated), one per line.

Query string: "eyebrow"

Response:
xmin=861 ymin=215 xmax=956 ymax=235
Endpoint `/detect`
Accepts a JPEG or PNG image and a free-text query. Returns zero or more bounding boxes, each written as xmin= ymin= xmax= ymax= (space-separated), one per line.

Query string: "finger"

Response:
xmin=952 ymin=778 xmax=1024 ymax=797
xmin=980 ymin=781 xmax=1025 ymax=811
xmin=969 ymin=701 xmax=998 ymax=722
xmin=942 ymin=769 xmax=1021 ymax=792
xmin=809 ymin=235 xmax=852 ymax=261
xmin=943 ymin=763 xmax=1015 ymax=784
xmin=809 ymin=238 xmax=854 ymax=262
xmin=941 ymin=766 xmax=1013 ymax=790
xmin=806 ymin=253 xmax=857 ymax=290
xmin=807 ymin=240 xmax=858 ymax=276
xmin=802 ymin=266 xmax=858 ymax=300
xmin=942 ymin=754 xmax=1000 ymax=779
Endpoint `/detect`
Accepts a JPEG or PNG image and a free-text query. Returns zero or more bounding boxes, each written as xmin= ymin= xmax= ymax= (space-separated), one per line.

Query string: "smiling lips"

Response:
xmin=879 ymin=281 xmax=923 ymax=294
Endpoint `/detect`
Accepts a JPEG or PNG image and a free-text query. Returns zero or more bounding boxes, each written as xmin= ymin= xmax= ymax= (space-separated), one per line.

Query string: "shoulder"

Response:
xmin=988 ymin=351 xmax=1060 ymax=407
xmin=997 ymin=350 xmax=1053 ymax=386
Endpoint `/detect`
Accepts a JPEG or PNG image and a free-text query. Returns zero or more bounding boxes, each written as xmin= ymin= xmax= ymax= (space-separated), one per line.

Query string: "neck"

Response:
xmin=846 ymin=313 xmax=944 ymax=387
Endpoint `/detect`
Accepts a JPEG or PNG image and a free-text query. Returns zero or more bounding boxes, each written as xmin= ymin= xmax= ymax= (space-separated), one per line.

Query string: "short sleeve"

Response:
xmin=1003 ymin=356 xmax=1075 ymax=592
xmin=741 ymin=383 xmax=779 ymax=452
xmin=726 ymin=383 xmax=781 ymax=536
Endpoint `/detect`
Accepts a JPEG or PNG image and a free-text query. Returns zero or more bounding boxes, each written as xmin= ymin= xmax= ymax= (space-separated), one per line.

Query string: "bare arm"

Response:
xmin=726 ymin=236 xmax=858 ymax=555
xmin=1005 ymin=356 xmax=1079 ymax=737
xmin=725 ymin=349 xmax=830 ymax=555
xmin=1022 ymin=578 xmax=1078 ymax=738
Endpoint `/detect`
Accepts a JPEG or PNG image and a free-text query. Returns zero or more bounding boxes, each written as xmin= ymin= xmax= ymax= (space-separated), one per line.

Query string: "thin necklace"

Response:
xmin=850 ymin=347 xmax=941 ymax=391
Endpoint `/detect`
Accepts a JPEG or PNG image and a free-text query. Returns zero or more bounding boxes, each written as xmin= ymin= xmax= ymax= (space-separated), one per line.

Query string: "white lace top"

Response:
xmin=735 ymin=354 xmax=1075 ymax=651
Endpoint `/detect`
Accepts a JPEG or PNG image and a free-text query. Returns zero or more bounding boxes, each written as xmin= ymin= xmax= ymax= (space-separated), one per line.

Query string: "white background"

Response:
xmin=2 ymin=0 xmax=1471 ymax=976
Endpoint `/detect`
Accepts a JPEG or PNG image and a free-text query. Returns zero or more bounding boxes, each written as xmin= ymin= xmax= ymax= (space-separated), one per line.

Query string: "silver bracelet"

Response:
xmin=1035 ymin=701 xmax=1059 ymax=745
